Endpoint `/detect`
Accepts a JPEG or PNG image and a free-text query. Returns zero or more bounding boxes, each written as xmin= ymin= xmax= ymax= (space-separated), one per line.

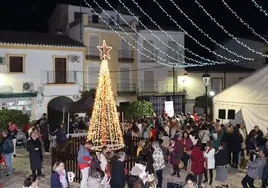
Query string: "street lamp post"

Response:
xmin=202 ymin=72 xmax=211 ymax=122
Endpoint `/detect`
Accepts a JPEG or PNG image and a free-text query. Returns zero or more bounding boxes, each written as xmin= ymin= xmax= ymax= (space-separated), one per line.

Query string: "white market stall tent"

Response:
xmin=213 ymin=65 xmax=268 ymax=133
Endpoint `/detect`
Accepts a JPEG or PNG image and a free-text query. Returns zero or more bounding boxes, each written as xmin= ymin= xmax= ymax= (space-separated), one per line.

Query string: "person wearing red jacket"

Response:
xmin=77 ymin=140 xmax=93 ymax=188
xmin=191 ymin=141 xmax=205 ymax=187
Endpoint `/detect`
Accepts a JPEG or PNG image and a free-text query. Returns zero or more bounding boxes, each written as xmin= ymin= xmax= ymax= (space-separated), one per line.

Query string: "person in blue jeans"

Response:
xmin=1 ymin=129 xmax=14 ymax=176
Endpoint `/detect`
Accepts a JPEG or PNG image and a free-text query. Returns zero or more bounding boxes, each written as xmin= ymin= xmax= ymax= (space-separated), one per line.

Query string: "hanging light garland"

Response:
xmin=114 ymin=0 xmax=232 ymax=64
xmin=162 ymin=0 xmax=254 ymax=61
xmin=251 ymin=0 xmax=268 ymax=17
xmin=128 ymin=0 xmax=242 ymax=63
xmin=84 ymin=0 xmax=219 ymax=67
xmin=102 ymin=0 xmax=219 ymax=65
xmin=195 ymin=0 xmax=268 ymax=57
xmin=221 ymin=0 xmax=268 ymax=44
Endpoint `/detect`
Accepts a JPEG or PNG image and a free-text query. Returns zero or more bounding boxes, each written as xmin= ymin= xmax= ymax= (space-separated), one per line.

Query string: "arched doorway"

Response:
xmin=47 ymin=96 xmax=73 ymax=132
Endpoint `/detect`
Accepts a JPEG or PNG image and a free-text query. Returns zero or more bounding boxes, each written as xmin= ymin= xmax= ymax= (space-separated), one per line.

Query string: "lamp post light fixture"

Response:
xmin=209 ymin=91 xmax=215 ymax=97
xmin=202 ymin=72 xmax=211 ymax=122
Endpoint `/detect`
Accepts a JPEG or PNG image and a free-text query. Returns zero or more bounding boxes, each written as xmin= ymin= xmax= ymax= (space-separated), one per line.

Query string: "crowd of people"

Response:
xmin=2 ymin=110 xmax=268 ymax=188
xmin=117 ymin=112 xmax=268 ymax=188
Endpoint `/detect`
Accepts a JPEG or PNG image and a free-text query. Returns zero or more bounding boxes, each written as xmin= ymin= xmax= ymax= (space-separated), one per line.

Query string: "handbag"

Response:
xmin=167 ymin=182 xmax=182 ymax=188
xmin=178 ymin=160 xmax=184 ymax=169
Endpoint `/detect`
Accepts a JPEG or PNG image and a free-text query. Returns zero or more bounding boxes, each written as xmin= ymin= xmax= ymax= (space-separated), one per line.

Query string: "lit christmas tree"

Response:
xmin=87 ymin=40 xmax=124 ymax=151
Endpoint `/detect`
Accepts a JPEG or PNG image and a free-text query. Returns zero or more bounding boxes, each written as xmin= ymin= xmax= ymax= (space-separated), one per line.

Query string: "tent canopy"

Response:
xmin=213 ymin=65 xmax=268 ymax=132
xmin=66 ymin=92 xmax=95 ymax=113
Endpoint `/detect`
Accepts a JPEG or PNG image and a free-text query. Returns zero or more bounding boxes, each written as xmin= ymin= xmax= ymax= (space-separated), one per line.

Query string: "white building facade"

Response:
xmin=0 ymin=31 xmax=85 ymax=120
xmin=136 ymin=29 xmax=186 ymax=114
xmin=184 ymin=65 xmax=254 ymax=115
xmin=48 ymin=4 xmax=138 ymax=40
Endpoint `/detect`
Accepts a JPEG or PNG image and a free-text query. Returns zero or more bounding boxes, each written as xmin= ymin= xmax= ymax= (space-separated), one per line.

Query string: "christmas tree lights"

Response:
xmin=87 ymin=40 xmax=124 ymax=151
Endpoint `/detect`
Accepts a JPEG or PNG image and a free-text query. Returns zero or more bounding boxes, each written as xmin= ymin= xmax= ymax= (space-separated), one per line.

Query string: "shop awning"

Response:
xmin=0 ymin=92 xmax=37 ymax=98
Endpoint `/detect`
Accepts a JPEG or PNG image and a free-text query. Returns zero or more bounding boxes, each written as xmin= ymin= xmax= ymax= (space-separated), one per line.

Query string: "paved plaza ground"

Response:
xmin=0 ymin=147 xmax=262 ymax=188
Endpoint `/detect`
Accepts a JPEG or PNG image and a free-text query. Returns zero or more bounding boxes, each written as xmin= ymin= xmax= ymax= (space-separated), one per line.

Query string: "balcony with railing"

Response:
xmin=141 ymin=50 xmax=157 ymax=63
xmin=117 ymin=83 xmax=136 ymax=95
xmin=139 ymin=81 xmax=185 ymax=95
xmin=118 ymin=50 xmax=134 ymax=62
xmin=86 ymin=47 xmax=100 ymax=60
xmin=41 ymin=71 xmax=77 ymax=85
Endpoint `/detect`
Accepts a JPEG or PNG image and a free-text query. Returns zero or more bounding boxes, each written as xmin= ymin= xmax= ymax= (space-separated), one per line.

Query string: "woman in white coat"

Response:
xmin=203 ymin=140 xmax=215 ymax=185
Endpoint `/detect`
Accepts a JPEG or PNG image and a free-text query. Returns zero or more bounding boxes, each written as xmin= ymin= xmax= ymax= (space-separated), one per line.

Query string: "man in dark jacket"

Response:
xmin=110 ymin=151 xmax=126 ymax=188
xmin=1 ymin=129 xmax=14 ymax=176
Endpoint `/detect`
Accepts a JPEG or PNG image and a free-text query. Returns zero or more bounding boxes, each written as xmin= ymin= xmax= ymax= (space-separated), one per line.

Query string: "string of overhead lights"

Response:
xmin=195 ymin=0 xmax=268 ymax=57
xmin=221 ymin=0 xmax=268 ymax=44
xmin=102 ymin=0 xmax=217 ymax=65
xmin=129 ymin=0 xmax=240 ymax=63
xmin=84 ymin=0 xmax=221 ymax=68
xmin=250 ymin=0 xmax=268 ymax=16
xmin=164 ymin=0 xmax=254 ymax=61
xmin=114 ymin=0 xmax=232 ymax=65
xmin=83 ymin=0 xmax=218 ymax=67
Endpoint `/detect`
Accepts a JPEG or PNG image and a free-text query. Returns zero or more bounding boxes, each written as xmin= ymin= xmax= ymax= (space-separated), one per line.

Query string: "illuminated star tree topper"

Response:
xmin=87 ymin=40 xmax=124 ymax=151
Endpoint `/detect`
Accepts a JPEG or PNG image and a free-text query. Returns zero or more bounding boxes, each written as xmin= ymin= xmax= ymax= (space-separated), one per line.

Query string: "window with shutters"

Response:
xmin=141 ymin=40 xmax=155 ymax=62
xmin=120 ymin=38 xmax=133 ymax=61
xmin=54 ymin=58 xmax=67 ymax=84
xmin=167 ymin=41 xmax=177 ymax=62
xmin=120 ymin=65 xmax=131 ymax=92
xmin=167 ymin=71 xmax=177 ymax=92
xmin=8 ymin=55 xmax=25 ymax=73
xmin=87 ymin=35 xmax=100 ymax=58
xmin=143 ymin=71 xmax=154 ymax=92
xmin=211 ymin=78 xmax=223 ymax=94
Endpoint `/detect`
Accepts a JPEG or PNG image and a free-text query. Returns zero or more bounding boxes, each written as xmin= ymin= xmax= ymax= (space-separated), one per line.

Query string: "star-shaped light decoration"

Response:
xmin=97 ymin=40 xmax=112 ymax=60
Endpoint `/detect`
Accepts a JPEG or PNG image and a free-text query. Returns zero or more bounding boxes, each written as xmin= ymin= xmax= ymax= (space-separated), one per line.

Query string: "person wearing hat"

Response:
xmin=241 ymin=147 xmax=267 ymax=188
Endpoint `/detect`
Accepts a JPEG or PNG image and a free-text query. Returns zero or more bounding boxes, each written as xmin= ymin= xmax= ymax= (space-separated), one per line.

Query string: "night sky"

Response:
xmin=1 ymin=0 xmax=268 ymax=59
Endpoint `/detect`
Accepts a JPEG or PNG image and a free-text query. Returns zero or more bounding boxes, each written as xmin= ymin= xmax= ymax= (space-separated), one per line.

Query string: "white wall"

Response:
xmin=184 ymin=72 xmax=252 ymax=113
xmin=0 ymin=47 xmax=84 ymax=118
xmin=137 ymin=30 xmax=185 ymax=93
xmin=68 ymin=5 xmax=137 ymax=25
xmin=69 ymin=23 xmax=83 ymax=42
xmin=214 ymin=38 xmax=266 ymax=70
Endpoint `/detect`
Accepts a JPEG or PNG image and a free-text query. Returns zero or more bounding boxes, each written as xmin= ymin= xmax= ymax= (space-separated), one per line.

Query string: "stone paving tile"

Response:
xmin=0 ymin=148 xmax=262 ymax=188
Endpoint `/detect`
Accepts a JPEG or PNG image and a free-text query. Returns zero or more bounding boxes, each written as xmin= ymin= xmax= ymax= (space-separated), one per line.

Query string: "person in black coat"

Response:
xmin=26 ymin=130 xmax=44 ymax=177
xmin=229 ymin=127 xmax=243 ymax=168
xmin=52 ymin=124 xmax=67 ymax=150
xmin=110 ymin=152 xmax=126 ymax=188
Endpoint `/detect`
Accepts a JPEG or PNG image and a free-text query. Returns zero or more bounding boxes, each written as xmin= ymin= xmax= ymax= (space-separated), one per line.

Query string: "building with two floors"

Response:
xmin=48 ymin=4 xmax=189 ymax=115
xmin=136 ymin=29 xmax=186 ymax=115
xmin=49 ymin=4 xmax=138 ymax=108
xmin=0 ymin=30 xmax=85 ymax=121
